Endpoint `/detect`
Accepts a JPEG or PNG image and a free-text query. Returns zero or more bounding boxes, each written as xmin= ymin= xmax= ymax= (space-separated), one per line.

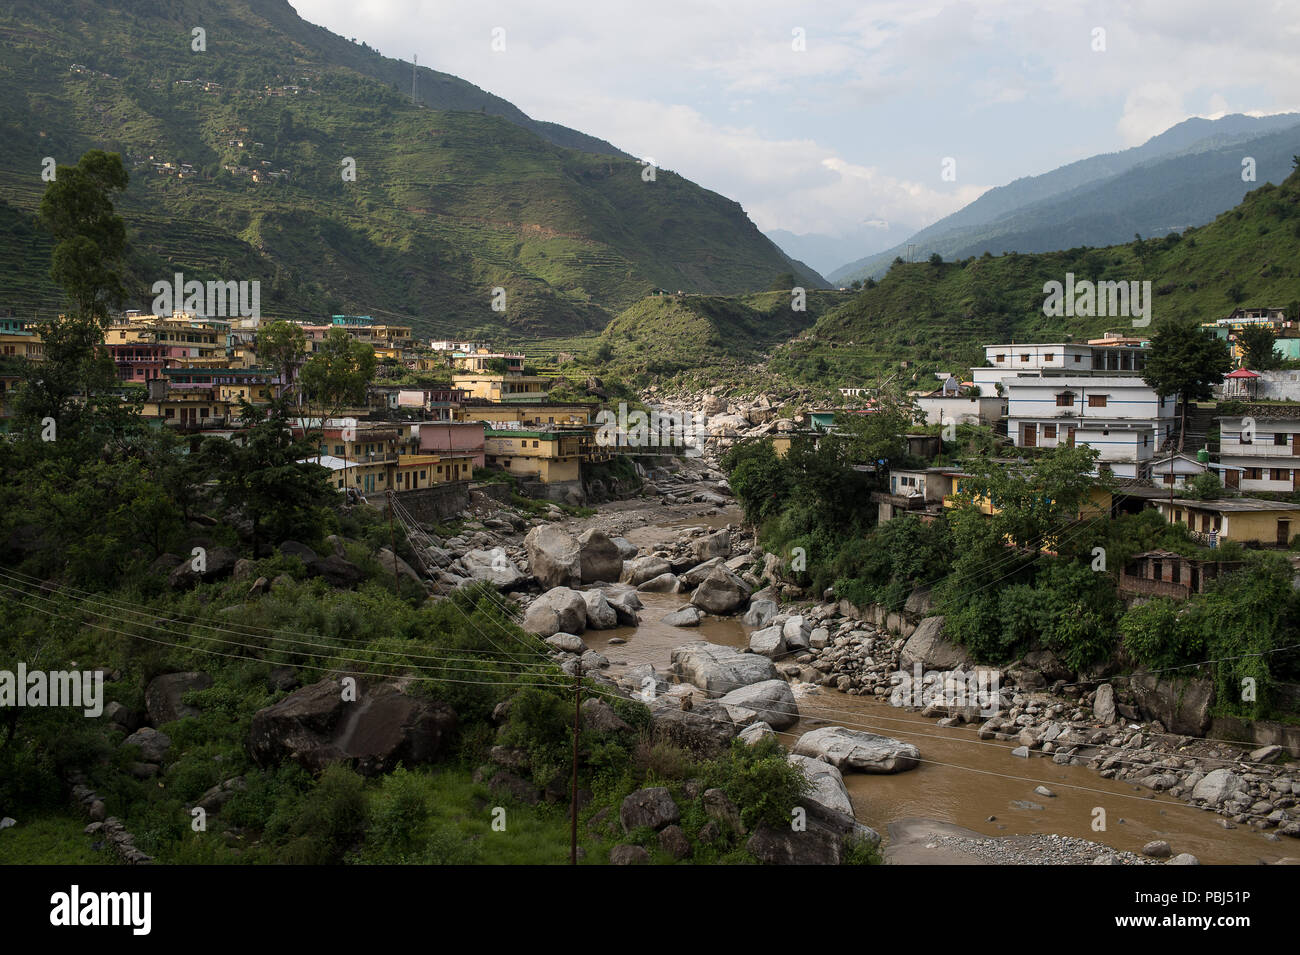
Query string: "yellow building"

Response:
xmin=453 ymin=373 xmax=550 ymax=403
xmin=484 ymin=427 xmax=583 ymax=483
xmin=141 ymin=391 xmax=233 ymax=428
xmin=465 ymin=403 xmax=596 ymax=428
xmin=1154 ymin=497 xmax=1300 ymax=547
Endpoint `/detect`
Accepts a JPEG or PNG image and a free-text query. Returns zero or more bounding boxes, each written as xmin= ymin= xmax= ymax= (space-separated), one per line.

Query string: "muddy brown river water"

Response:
xmin=582 ymin=509 xmax=1287 ymax=863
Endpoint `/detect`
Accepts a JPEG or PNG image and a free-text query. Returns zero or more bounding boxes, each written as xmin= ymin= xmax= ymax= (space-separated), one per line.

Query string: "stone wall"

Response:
xmin=382 ymin=482 xmax=470 ymax=523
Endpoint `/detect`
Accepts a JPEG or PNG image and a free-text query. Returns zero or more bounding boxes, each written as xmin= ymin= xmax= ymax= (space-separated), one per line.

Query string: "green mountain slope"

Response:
xmin=0 ymin=0 xmax=823 ymax=337
xmin=830 ymin=113 xmax=1300 ymax=284
xmin=776 ymin=167 xmax=1300 ymax=387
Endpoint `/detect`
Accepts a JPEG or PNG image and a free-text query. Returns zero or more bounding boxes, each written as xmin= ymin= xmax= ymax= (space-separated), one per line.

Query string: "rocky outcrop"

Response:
xmin=525 ymin=525 xmax=582 ymax=588
xmin=145 ymin=671 xmax=212 ymax=725
xmin=247 ymin=678 xmax=457 ymax=776
xmin=620 ymin=787 xmax=680 ymax=832
xmin=792 ymin=726 xmax=920 ymax=774
xmin=1129 ymin=671 xmax=1214 ymax=736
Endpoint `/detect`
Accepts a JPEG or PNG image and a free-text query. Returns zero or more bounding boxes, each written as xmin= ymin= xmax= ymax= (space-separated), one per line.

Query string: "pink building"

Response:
xmin=419 ymin=421 xmax=485 ymax=468
xmin=106 ymin=342 xmax=190 ymax=382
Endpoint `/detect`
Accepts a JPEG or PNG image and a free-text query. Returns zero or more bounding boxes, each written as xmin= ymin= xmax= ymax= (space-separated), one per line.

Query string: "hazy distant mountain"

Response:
xmin=764 ymin=222 xmax=918 ymax=280
xmin=829 ymin=113 xmax=1300 ymax=284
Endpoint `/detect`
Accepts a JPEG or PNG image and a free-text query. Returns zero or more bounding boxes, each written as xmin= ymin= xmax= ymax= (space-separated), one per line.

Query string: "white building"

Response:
xmin=1003 ymin=375 xmax=1175 ymax=478
xmin=1214 ymin=414 xmax=1300 ymax=492
xmin=972 ymin=340 xmax=1148 ymax=395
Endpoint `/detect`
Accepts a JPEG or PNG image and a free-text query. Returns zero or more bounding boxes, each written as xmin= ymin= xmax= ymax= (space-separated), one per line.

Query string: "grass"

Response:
xmin=0 ymin=812 xmax=115 ymax=865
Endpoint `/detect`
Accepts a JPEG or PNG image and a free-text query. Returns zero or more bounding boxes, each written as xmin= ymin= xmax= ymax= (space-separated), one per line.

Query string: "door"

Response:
xmin=1225 ymin=469 xmax=1239 ymax=489
xmin=1066 ymin=426 xmax=1076 ymax=447
xmin=1022 ymin=423 xmax=1037 ymax=447
xmin=1278 ymin=520 xmax=1290 ymax=546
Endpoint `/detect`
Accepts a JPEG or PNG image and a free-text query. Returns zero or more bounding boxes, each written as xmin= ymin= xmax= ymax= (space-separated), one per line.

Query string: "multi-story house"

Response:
xmin=1215 ymin=412 xmax=1300 ymax=492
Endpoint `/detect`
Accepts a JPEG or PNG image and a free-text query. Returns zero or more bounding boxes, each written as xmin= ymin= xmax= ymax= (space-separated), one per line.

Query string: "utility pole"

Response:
xmin=570 ymin=658 xmax=582 ymax=865
xmin=386 ymin=489 xmax=400 ymax=597
xmin=411 ymin=54 xmax=418 ymax=105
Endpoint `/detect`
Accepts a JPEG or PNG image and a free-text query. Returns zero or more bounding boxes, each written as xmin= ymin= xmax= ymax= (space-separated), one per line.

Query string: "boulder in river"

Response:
xmin=637 ymin=572 xmax=683 ymax=593
xmin=792 ymin=726 xmax=920 ymax=774
xmin=747 ymin=625 xmax=786 ymax=658
xmin=689 ymin=565 xmax=751 ymax=615
xmin=624 ymin=556 xmax=673 ymax=586
xmin=458 ymin=548 xmax=527 ymax=589
xmin=581 ymin=589 xmax=619 ymax=630
xmin=576 ymin=529 xmax=623 ymax=584
xmin=788 ymin=753 xmax=854 ymax=816
xmin=899 ymin=616 xmax=972 ymax=671
xmin=522 ymin=586 xmax=588 ymax=637
xmin=662 ymin=606 xmax=702 ymax=627
xmin=718 ymin=679 xmax=799 ymax=730
xmin=742 ymin=598 xmax=779 ymax=628
xmin=692 ymin=529 xmax=730 ymax=561
xmin=671 ymin=641 xmax=778 ymax=697
xmin=525 ymin=525 xmax=582 ymax=589
xmin=679 ymin=557 xmax=723 ymax=588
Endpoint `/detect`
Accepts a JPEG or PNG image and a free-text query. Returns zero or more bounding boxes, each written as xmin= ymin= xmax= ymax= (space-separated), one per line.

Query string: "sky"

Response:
xmin=289 ymin=0 xmax=1300 ymax=250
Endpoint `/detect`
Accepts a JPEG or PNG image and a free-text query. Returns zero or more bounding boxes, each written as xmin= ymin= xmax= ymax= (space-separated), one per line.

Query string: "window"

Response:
xmin=1274 ymin=433 xmax=1288 ymax=446
xmin=994 ymin=354 xmax=1005 ymax=363
xmin=1056 ymin=393 xmax=1075 ymax=407
xmin=1163 ymin=474 xmax=1175 ymax=485
xmin=1020 ymin=353 xmax=1030 ymax=362
xmin=1043 ymin=354 xmax=1054 ymax=362
xmin=1043 ymin=424 xmax=1057 ymax=439
xmin=1245 ymin=467 xmax=1263 ymax=480
xmin=1073 ymin=354 xmax=1082 ymax=363
xmin=1271 ymin=468 xmax=1288 ymax=481
xmin=1088 ymin=394 xmax=1107 ymax=407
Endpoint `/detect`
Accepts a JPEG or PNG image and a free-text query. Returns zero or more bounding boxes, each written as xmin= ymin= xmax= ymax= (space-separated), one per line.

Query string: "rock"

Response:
xmin=0 ymin=817 xmax=16 ymax=830
xmin=610 ymin=537 xmax=638 ymax=561
xmin=662 ymin=606 xmax=702 ymax=627
xmin=1034 ymin=786 xmax=1056 ymax=798
xmin=742 ymin=598 xmax=779 ymax=628
xmin=525 ymin=525 xmax=582 ymax=588
xmin=545 ymin=633 xmax=588 ymax=654
xmin=458 ymin=548 xmax=526 ymax=589
xmin=581 ymin=698 xmax=631 ymax=733
xmin=1142 ymin=840 xmax=1173 ymax=858
xmin=145 ymin=671 xmax=212 ymax=725
xmin=605 ymin=588 xmax=642 ymax=626
xmin=123 ymin=727 xmax=171 ymax=763
xmin=738 ymin=721 xmax=775 ymax=746
xmin=308 ymin=554 xmax=365 ymax=588
xmin=624 ymin=556 xmax=673 ymax=586
xmin=609 ymin=844 xmax=650 ymax=865
xmin=278 ymin=540 xmax=318 ymax=565
xmin=489 ymin=770 xmax=540 ymax=804
xmin=808 ymin=627 xmax=830 ymax=650
xmin=689 ymin=565 xmax=751 ymax=615
xmin=671 ymin=641 xmax=779 ymax=697
xmin=899 ymin=616 xmax=973 ymax=671
xmin=679 ymin=558 xmax=724 ymax=588
xmin=658 ymin=824 xmax=692 ymax=860
xmin=693 ymin=529 xmax=730 ymax=561
xmin=1093 ymin=683 xmax=1117 ymax=724
xmin=636 ymin=572 xmax=683 ymax=593
xmin=1011 ymin=745 xmax=1030 ymax=758
xmin=195 ymin=776 xmax=247 ymax=814
xmin=167 ymin=545 xmax=238 ymax=589
xmin=103 ymin=701 xmax=142 ymax=731
xmin=1251 ymin=744 xmax=1283 ymax=764
xmin=792 ymin=726 xmax=920 ymax=774
xmin=748 ymin=625 xmax=786 ymax=658
xmin=576 ymin=529 xmax=623 ymax=584
xmin=1191 ymin=769 xmax=1245 ymax=806
xmin=376 ymin=547 xmax=422 ymax=585
xmin=1130 ymin=670 xmax=1214 ymax=736
xmin=232 ymin=558 xmax=255 ymax=582
xmin=782 ymin=615 xmax=811 ymax=651
xmin=246 ymin=678 xmax=457 ymax=776
xmin=581 ymin=589 xmax=619 ymax=630
xmin=1023 ymin=648 xmax=1072 ymax=682
xmin=718 ymin=679 xmax=799 ymax=730
xmin=620 ymin=787 xmax=680 ymax=832
xmin=1168 ymin=853 xmax=1200 ymax=865
xmin=788 ymin=754 xmax=854 ymax=816
xmin=522 ymin=587 xmax=588 ymax=637
xmin=747 ymin=824 xmax=842 ymax=865
xmin=649 ymin=699 xmax=738 ymax=756
xmin=703 ymin=788 xmax=744 ymax=835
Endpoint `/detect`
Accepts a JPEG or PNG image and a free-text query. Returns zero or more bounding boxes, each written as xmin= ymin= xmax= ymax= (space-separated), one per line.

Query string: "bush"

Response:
xmin=703 ymin=737 xmax=808 ymax=831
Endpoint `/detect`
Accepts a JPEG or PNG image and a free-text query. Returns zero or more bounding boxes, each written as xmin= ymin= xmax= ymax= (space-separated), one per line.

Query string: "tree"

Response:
xmin=928 ymin=252 xmax=943 ymax=266
xmin=198 ymin=396 xmax=337 ymax=556
xmin=257 ymin=319 xmax=308 ymax=401
xmin=833 ymin=387 xmax=921 ymax=470
xmin=1236 ymin=323 xmax=1283 ymax=371
xmin=39 ymin=150 xmax=129 ymax=326
xmin=299 ymin=328 xmax=377 ymax=426
xmin=1142 ymin=317 xmax=1233 ymax=449
xmin=768 ymin=271 xmax=796 ymax=291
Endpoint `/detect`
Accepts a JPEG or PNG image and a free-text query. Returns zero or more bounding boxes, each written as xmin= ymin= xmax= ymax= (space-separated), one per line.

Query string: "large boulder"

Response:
xmin=648 ymin=699 xmax=738 ymax=756
xmin=458 ymin=548 xmax=527 ymax=589
xmin=689 ymin=565 xmax=751 ymax=615
xmin=576 ymin=529 xmax=623 ymax=584
xmin=145 ymin=672 xmax=212 ymax=725
xmin=1190 ymin=769 xmax=1245 ymax=806
xmin=376 ymin=547 xmax=422 ymax=584
xmin=308 ymin=554 xmax=365 ymax=588
xmin=748 ymin=625 xmax=786 ymax=658
xmin=619 ymin=787 xmax=680 ymax=832
xmin=522 ymin=587 xmax=588 ymax=637
xmin=168 ymin=546 xmax=238 ymax=589
xmin=604 ymin=588 xmax=642 ymax=626
xmin=123 ymin=727 xmax=172 ymax=763
xmin=610 ymin=537 xmax=639 ymax=560
xmin=671 ymin=642 xmax=779 ymax=697
xmin=247 ymin=678 xmax=457 ymax=776
xmin=788 ymin=754 xmax=854 ymax=816
xmin=525 ymin=525 xmax=582 ymax=589
xmin=624 ymin=556 xmax=672 ymax=586
xmin=581 ymin=589 xmax=619 ymax=630
xmin=742 ymin=598 xmax=779 ymax=628
xmin=792 ymin=726 xmax=920 ymax=774
xmin=679 ymin=557 xmax=724 ymax=588
xmin=637 ymin=572 xmax=683 ymax=593
xmin=693 ymin=529 xmax=730 ymax=561
xmin=1093 ymin=683 xmax=1117 ymax=724
xmin=719 ymin=679 xmax=799 ymax=730
xmin=899 ymin=616 xmax=972 ymax=672
xmin=1130 ymin=671 xmax=1214 ymax=736
xmin=662 ymin=606 xmax=702 ymax=627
